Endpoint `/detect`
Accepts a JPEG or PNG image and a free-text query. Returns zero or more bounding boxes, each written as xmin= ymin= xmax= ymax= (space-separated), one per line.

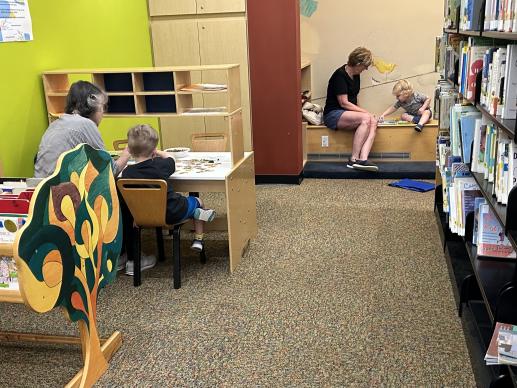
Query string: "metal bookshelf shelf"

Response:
xmin=476 ymin=104 xmax=516 ymax=138
xmin=464 ymin=241 xmax=516 ymax=323
xmin=439 ymin=7 xmax=517 ymax=382
xmin=481 ymin=31 xmax=517 ymax=40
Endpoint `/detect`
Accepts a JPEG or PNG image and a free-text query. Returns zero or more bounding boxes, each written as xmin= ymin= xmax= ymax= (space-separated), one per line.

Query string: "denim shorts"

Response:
xmin=323 ymin=109 xmax=345 ymax=130
xmin=181 ymin=196 xmax=202 ymax=220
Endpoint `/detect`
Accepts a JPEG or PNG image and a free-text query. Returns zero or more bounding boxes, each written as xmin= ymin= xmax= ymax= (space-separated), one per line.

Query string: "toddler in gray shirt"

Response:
xmin=379 ymin=79 xmax=432 ymax=132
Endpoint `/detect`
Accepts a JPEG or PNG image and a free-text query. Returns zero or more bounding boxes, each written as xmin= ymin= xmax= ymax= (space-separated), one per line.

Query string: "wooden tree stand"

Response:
xmin=0 ymin=144 xmax=124 ymax=387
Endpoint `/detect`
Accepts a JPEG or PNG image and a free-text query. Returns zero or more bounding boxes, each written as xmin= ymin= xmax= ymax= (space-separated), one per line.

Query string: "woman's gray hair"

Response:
xmin=65 ymin=81 xmax=107 ymax=118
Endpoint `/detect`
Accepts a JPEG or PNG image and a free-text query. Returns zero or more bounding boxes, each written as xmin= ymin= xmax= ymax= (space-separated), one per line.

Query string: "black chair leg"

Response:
xmin=172 ymin=225 xmax=181 ymax=289
xmin=156 ymin=227 xmax=165 ymax=262
xmin=200 ymin=247 xmax=207 ymax=264
xmin=134 ymin=227 xmax=142 ymax=287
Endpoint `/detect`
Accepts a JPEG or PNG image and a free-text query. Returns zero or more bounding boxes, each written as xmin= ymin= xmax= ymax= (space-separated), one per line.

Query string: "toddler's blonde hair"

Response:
xmin=127 ymin=124 xmax=159 ymax=157
xmin=392 ymin=80 xmax=414 ymax=98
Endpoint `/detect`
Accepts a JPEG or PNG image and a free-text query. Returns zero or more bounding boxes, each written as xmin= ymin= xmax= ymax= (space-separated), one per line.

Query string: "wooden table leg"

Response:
xmin=225 ymin=154 xmax=257 ymax=272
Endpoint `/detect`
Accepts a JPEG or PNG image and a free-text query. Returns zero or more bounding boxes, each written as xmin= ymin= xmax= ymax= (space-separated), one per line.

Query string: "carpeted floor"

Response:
xmin=0 ymin=179 xmax=475 ymax=387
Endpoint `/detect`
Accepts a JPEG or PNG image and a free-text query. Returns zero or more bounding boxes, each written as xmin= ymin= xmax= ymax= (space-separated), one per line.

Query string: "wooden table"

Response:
xmin=170 ymin=151 xmax=257 ymax=272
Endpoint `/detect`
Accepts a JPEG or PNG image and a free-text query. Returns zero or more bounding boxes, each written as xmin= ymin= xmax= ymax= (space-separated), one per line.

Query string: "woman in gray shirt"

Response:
xmin=34 ymin=81 xmax=130 ymax=177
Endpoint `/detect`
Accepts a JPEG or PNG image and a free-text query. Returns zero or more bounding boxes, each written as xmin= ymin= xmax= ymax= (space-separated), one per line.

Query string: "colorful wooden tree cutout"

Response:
xmin=14 ymin=144 xmax=123 ymax=387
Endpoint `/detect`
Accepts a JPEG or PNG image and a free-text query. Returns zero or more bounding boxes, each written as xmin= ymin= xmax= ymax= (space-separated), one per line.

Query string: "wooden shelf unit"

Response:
xmin=438 ymin=8 xmax=517 ymax=386
xmin=42 ymin=65 xmax=245 ymax=166
xmin=43 ymin=65 xmax=241 ymax=118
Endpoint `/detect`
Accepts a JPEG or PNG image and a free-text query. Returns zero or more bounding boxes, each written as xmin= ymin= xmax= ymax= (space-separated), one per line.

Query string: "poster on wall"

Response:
xmin=0 ymin=0 xmax=32 ymax=42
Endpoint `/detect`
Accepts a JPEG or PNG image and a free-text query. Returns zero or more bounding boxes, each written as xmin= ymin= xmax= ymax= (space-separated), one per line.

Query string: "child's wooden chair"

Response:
xmin=112 ymin=139 xmax=128 ymax=151
xmin=191 ymin=132 xmax=228 ymax=152
xmin=116 ymin=178 xmax=206 ymax=288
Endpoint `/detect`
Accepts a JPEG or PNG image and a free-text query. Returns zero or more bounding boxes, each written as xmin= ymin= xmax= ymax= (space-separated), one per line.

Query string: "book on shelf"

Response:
xmin=472 ymin=197 xmax=487 ymax=245
xmin=459 ymin=111 xmax=482 ymax=163
xmin=450 ymin=104 xmax=478 ymax=158
xmin=501 ymin=44 xmax=517 ymax=119
xmin=0 ymin=256 xmax=18 ymax=290
xmin=486 ymin=322 xmax=517 ymax=366
xmin=181 ymin=107 xmax=227 ymax=115
xmin=445 ymin=0 xmax=461 ymax=29
xmin=179 ymin=83 xmax=227 ymax=92
xmin=477 ymin=203 xmax=517 ymax=258
xmin=0 ymin=196 xmax=30 ymax=291
xmin=0 ymin=181 xmax=28 ymax=195
xmin=451 ymin=175 xmax=479 ymax=235
xmin=484 ymin=0 xmax=517 ymax=32
xmin=460 ymin=0 xmax=484 ymax=30
xmin=465 ymin=41 xmax=491 ymax=100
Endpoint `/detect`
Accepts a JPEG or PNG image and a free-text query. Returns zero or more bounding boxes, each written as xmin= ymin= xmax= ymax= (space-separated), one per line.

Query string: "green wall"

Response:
xmin=0 ymin=0 xmax=157 ymax=177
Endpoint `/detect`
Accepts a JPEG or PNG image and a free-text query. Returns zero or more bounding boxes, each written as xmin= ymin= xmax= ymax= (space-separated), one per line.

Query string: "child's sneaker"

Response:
xmin=415 ymin=124 xmax=423 ymax=132
xmin=117 ymin=253 xmax=127 ymax=272
xmin=193 ymin=208 xmax=216 ymax=222
xmin=346 ymin=159 xmax=355 ymax=169
xmin=125 ymin=254 xmax=157 ymax=276
xmin=191 ymin=239 xmax=204 ymax=252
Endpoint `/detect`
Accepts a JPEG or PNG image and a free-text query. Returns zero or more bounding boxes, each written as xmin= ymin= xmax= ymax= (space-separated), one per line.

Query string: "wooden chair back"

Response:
xmin=116 ymin=179 xmax=168 ymax=227
xmin=113 ymin=139 xmax=128 ymax=151
xmin=191 ymin=132 xmax=228 ymax=152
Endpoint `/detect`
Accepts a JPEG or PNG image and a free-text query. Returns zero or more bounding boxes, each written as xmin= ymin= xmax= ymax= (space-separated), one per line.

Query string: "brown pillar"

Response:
xmin=247 ymin=0 xmax=303 ymax=183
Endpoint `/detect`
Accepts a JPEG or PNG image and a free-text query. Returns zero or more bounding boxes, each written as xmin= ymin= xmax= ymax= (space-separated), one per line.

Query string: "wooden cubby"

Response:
xmin=42 ymin=64 xmax=245 ymax=164
xmin=42 ymin=65 xmax=240 ymax=118
xmin=436 ymin=7 xmax=517 ymax=385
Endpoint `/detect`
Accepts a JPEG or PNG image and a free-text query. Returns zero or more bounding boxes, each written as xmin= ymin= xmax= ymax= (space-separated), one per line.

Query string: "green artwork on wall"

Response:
xmin=300 ymin=0 xmax=318 ymax=17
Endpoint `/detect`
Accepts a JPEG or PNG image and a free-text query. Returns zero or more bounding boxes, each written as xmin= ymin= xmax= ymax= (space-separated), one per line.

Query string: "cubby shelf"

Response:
xmin=42 ymin=64 xmax=241 ymax=118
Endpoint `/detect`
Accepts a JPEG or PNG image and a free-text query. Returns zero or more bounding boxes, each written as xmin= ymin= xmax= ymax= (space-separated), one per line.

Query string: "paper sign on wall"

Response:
xmin=0 ymin=0 xmax=33 ymax=42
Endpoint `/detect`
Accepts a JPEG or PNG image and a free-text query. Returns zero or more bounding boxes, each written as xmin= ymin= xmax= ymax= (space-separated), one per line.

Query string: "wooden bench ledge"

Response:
xmin=307 ymin=119 xmax=438 ymax=130
xmin=306 ymin=120 xmax=438 ymax=161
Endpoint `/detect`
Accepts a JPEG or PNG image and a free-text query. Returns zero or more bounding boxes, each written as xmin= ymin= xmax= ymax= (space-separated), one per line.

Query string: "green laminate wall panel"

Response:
xmin=0 ymin=0 xmax=156 ymax=176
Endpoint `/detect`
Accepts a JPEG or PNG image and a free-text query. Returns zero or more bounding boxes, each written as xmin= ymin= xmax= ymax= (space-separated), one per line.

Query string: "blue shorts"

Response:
xmin=181 ymin=196 xmax=202 ymax=221
xmin=323 ymin=109 xmax=345 ymax=130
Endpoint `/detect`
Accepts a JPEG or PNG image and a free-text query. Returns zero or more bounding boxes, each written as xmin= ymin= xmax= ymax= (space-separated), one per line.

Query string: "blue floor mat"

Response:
xmin=388 ymin=178 xmax=435 ymax=192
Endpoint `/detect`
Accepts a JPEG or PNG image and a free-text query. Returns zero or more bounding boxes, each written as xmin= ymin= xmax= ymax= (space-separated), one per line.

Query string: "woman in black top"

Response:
xmin=323 ymin=47 xmax=378 ymax=172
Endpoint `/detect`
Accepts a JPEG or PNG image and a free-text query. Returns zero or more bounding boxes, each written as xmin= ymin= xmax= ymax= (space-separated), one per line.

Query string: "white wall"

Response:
xmin=301 ymin=0 xmax=443 ymax=115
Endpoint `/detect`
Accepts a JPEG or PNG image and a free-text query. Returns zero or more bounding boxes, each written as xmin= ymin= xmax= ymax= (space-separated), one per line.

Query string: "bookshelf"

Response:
xmin=437 ymin=2 xmax=517 ymax=385
xmin=42 ymin=65 xmax=245 ymax=165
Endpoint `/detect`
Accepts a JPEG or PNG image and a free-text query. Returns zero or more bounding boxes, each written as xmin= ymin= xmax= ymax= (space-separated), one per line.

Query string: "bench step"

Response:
xmin=306 ymin=121 xmax=438 ymax=161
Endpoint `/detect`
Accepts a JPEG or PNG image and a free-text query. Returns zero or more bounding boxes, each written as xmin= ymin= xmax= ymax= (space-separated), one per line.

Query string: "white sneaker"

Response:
xmin=125 ymin=254 xmax=157 ymax=276
xmin=117 ymin=253 xmax=127 ymax=272
xmin=191 ymin=239 xmax=204 ymax=252
xmin=193 ymin=208 xmax=216 ymax=222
